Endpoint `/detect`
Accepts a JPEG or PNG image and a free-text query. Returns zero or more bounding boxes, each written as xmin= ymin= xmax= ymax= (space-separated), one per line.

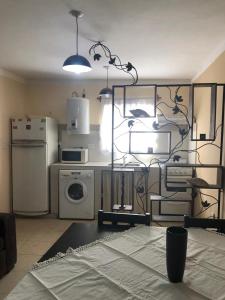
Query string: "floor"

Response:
xmin=0 ymin=217 xmax=77 ymax=299
xmin=0 ymin=217 xmax=179 ymax=299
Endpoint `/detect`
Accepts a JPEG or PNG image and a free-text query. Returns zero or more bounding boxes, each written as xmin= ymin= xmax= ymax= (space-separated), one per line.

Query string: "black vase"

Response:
xmin=166 ymin=226 xmax=188 ymax=283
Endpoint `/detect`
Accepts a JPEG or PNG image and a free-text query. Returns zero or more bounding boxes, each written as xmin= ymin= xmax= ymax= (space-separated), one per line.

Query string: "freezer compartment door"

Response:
xmin=11 ymin=117 xmax=47 ymax=141
xmin=12 ymin=143 xmax=49 ymax=214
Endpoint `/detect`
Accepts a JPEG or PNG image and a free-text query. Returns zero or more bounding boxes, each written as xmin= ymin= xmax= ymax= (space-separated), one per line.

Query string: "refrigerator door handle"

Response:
xmin=12 ymin=144 xmax=45 ymax=148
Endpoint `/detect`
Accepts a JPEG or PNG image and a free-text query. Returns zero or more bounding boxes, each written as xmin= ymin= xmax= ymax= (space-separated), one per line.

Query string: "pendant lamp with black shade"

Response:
xmin=63 ymin=10 xmax=92 ymax=74
xmin=99 ymin=66 xmax=112 ymax=99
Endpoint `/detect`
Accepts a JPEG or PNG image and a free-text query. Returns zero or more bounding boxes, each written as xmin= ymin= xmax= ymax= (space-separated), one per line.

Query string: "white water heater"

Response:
xmin=67 ymin=96 xmax=90 ymax=134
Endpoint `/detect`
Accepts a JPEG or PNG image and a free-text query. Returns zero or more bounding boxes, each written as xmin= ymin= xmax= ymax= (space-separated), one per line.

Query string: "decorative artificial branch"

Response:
xmin=89 ymin=41 xmax=138 ymax=85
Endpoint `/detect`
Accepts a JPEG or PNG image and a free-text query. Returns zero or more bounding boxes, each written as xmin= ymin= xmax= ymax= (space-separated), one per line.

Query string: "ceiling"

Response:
xmin=1 ymin=0 xmax=225 ymax=81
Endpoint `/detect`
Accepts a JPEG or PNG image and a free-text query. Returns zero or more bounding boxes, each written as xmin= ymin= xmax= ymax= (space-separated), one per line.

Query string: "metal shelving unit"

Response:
xmin=99 ymin=83 xmax=225 ymax=225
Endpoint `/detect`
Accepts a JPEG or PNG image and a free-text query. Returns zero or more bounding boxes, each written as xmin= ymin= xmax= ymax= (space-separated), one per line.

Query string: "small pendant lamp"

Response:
xmin=63 ymin=10 xmax=92 ymax=74
xmin=99 ymin=66 xmax=112 ymax=98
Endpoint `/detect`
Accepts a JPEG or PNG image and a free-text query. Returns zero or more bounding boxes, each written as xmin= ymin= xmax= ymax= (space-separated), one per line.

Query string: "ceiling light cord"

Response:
xmin=76 ymin=15 xmax=79 ymax=55
xmin=106 ymin=66 xmax=109 ymax=88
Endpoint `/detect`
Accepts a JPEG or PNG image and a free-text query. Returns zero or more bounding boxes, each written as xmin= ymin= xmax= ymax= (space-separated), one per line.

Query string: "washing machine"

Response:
xmin=59 ymin=169 xmax=94 ymax=219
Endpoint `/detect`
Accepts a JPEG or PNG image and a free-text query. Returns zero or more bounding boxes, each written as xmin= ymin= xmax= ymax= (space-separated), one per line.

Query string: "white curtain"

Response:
xmin=100 ymin=98 xmax=156 ymax=155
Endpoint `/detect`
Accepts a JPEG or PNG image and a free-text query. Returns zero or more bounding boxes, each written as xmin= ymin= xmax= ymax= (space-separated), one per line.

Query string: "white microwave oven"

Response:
xmin=61 ymin=148 xmax=88 ymax=164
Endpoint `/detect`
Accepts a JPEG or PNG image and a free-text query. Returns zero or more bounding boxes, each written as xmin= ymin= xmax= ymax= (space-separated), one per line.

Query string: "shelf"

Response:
xmin=108 ymin=163 xmax=140 ymax=167
xmin=112 ymin=168 xmax=135 ymax=172
xmin=100 ymin=169 xmax=135 ymax=214
xmin=103 ymin=165 xmax=136 ymax=173
xmin=150 ymin=195 xmax=192 ymax=221
xmin=129 ymin=131 xmax=171 ymax=155
xmin=166 ymin=163 xmax=223 ymax=168
xmin=98 ymin=210 xmax=151 ymax=226
xmin=157 ymin=115 xmax=188 ymax=126
xmin=152 ymin=215 xmax=185 ymax=222
xmin=166 ymin=182 xmax=222 ymax=190
xmin=165 ymin=164 xmax=224 ymax=190
xmin=113 ymin=204 xmax=133 ymax=211
xmin=150 ymin=195 xmax=192 ymax=202
xmin=190 ymin=83 xmax=217 ymax=141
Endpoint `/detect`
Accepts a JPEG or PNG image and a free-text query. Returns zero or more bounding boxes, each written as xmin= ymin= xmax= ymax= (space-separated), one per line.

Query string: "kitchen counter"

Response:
xmin=50 ymin=161 xmax=160 ymax=217
xmin=52 ymin=161 xmax=110 ymax=169
xmin=52 ymin=161 xmax=158 ymax=170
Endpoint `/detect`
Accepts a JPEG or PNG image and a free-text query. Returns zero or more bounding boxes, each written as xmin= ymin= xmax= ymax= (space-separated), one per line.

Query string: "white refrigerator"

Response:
xmin=11 ymin=117 xmax=58 ymax=215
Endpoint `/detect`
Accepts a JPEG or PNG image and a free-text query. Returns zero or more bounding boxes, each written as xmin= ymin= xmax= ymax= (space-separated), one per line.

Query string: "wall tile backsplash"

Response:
xmin=60 ymin=125 xmax=111 ymax=162
xmin=59 ymin=124 xmax=188 ymax=163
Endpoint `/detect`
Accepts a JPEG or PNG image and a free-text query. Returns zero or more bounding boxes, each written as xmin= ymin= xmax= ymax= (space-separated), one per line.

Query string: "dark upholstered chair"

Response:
xmin=0 ymin=213 xmax=17 ymax=278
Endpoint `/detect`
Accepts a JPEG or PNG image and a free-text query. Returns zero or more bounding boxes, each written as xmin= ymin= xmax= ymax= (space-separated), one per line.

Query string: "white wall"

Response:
xmin=0 ymin=70 xmax=26 ymax=212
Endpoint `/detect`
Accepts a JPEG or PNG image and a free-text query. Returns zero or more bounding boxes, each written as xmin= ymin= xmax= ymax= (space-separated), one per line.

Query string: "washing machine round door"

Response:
xmin=65 ymin=180 xmax=87 ymax=204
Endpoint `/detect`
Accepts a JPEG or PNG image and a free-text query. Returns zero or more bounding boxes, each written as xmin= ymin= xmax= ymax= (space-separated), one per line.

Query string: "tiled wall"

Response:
xmin=60 ymin=124 xmax=189 ymax=163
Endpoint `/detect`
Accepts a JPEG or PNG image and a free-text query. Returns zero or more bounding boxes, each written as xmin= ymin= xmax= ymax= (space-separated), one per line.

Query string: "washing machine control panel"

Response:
xmin=60 ymin=170 xmax=93 ymax=178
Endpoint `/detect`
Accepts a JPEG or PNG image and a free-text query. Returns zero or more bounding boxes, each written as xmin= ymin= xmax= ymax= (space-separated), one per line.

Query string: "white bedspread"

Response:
xmin=6 ymin=226 xmax=225 ymax=300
